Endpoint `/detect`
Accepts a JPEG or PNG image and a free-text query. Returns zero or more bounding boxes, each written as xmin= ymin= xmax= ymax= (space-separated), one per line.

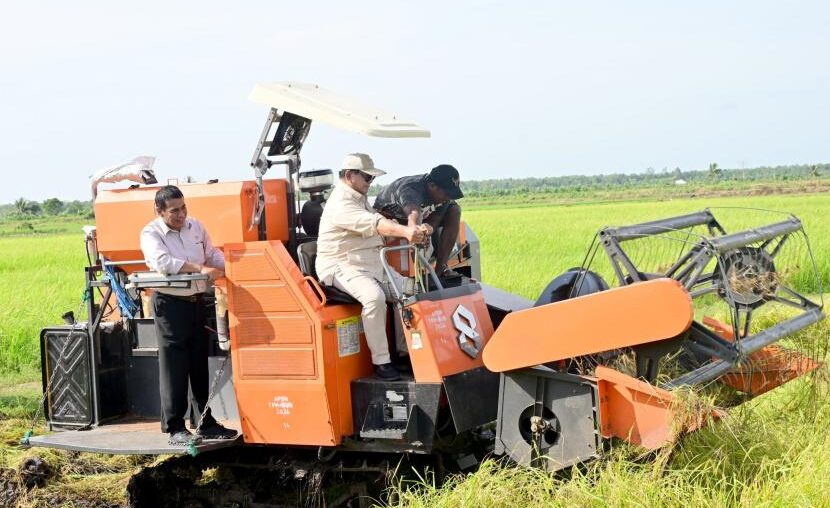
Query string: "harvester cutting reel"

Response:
xmin=592 ymin=209 xmax=824 ymax=389
xmin=488 ymin=209 xmax=825 ymax=472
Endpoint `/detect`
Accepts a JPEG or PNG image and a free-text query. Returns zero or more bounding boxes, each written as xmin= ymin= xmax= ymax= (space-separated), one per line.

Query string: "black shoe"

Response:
xmin=373 ymin=363 xmax=401 ymax=381
xmin=394 ymin=355 xmax=413 ymax=373
xmin=437 ymin=267 xmax=464 ymax=280
xmin=168 ymin=429 xmax=201 ymax=446
xmin=197 ymin=422 xmax=238 ymax=440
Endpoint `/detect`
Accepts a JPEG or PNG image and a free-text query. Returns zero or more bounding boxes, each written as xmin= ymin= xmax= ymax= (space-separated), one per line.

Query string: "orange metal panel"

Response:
xmin=595 ymin=366 xmax=676 ymax=450
xmin=236 ymin=382 xmax=336 ymax=446
xmin=238 ymin=348 xmax=316 ymax=378
xmin=595 ymin=366 xmax=716 ymax=450
xmin=227 ymin=250 xmax=282 ymax=281
xmin=93 ymin=179 xmax=289 ymax=271
xmin=231 ymin=314 xmax=312 ymax=345
xmin=225 ymin=240 xmax=374 ymax=446
xmin=263 ymin=179 xmax=290 ymax=242
xmin=720 ymin=345 xmax=819 ymax=395
xmin=702 ymin=316 xmax=820 ymax=395
xmin=403 ymin=288 xmax=494 ymax=383
xmin=226 ymin=241 xmax=333 ymax=445
xmin=483 ymin=279 xmax=694 ymax=373
xmin=230 ymin=283 xmax=301 ymax=312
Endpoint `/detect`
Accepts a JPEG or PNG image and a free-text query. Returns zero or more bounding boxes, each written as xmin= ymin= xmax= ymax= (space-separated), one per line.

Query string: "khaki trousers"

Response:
xmin=329 ymin=268 xmax=409 ymax=365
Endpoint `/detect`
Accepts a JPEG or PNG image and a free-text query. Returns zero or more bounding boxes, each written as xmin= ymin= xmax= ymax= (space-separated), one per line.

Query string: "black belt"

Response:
xmin=156 ymin=292 xmax=204 ymax=303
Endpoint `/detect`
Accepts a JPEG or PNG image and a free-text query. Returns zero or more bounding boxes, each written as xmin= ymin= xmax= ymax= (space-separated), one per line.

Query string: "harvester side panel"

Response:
xmin=494 ymin=367 xmax=601 ymax=472
xmin=94 ymin=179 xmax=289 ymax=269
xmin=225 ymin=240 xmax=373 ymax=446
xmin=483 ymin=278 xmax=694 ymax=373
xmin=403 ymin=284 xmax=495 ymax=383
xmin=594 ymin=366 xmax=677 ymax=450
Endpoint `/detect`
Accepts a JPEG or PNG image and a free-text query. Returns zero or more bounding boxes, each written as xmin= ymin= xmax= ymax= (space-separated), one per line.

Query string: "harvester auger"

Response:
xmin=24 ymin=82 xmax=825 ymax=506
xmin=484 ymin=209 xmax=825 ymax=469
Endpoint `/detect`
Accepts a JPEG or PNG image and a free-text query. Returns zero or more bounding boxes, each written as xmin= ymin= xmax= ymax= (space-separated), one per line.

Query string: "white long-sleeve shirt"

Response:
xmin=139 ymin=217 xmax=224 ymax=295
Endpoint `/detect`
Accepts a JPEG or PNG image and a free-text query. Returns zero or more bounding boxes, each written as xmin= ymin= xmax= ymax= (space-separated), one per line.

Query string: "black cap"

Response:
xmin=428 ymin=164 xmax=464 ymax=200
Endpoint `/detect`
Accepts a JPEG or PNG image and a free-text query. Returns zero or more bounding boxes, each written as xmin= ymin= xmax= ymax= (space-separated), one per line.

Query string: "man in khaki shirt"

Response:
xmin=316 ymin=153 xmax=430 ymax=380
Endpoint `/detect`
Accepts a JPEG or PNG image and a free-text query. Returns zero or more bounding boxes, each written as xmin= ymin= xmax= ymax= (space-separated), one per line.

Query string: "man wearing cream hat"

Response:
xmin=316 ymin=153 xmax=430 ymax=380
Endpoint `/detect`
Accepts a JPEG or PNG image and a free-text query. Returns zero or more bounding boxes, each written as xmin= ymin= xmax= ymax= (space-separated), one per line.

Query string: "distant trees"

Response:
xmin=64 ymin=200 xmax=90 ymax=215
xmin=455 ymin=163 xmax=827 ymax=198
xmin=810 ymin=164 xmax=821 ymax=178
xmin=13 ymin=198 xmax=40 ymax=215
xmin=708 ymin=163 xmax=722 ymax=180
xmin=5 ymin=197 xmax=91 ymax=218
xmin=42 ymin=198 xmax=64 ymax=215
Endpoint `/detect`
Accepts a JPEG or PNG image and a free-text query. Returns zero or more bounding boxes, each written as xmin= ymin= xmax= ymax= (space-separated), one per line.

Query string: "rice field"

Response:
xmin=0 ymin=193 xmax=828 ymax=507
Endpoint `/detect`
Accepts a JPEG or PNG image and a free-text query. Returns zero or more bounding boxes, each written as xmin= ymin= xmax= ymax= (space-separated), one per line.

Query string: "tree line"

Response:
xmin=2 ymin=198 xmax=93 ymax=219
xmin=4 ymin=162 xmax=826 ymax=216
xmin=452 ymin=163 xmax=826 ymax=197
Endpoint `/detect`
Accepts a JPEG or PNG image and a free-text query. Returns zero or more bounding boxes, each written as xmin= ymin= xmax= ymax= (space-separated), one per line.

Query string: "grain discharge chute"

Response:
xmin=25 ymin=83 xmax=825 ymax=506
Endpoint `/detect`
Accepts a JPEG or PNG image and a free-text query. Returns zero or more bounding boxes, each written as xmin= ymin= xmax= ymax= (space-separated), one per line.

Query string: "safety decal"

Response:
xmin=336 ymin=315 xmax=361 ymax=357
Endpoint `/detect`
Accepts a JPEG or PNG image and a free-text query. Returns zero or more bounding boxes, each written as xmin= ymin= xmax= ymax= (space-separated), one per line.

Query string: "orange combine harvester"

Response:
xmin=27 ymin=83 xmax=825 ymax=506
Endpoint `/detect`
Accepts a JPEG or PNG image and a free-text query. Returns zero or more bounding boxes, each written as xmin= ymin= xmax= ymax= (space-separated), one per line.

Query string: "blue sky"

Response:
xmin=1 ymin=1 xmax=828 ymax=202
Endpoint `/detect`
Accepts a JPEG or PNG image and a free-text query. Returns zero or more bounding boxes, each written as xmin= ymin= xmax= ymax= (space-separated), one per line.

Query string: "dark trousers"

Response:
xmin=152 ymin=292 xmax=216 ymax=433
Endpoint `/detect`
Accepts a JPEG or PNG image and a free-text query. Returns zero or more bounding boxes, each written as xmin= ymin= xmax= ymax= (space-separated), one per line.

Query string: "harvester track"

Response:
xmin=126 ymin=447 xmax=445 ymax=508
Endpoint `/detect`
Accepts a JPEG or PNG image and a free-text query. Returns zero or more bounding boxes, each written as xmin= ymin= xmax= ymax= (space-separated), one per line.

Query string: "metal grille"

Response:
xmin=41 ymin=327 xmax=93 ymax=426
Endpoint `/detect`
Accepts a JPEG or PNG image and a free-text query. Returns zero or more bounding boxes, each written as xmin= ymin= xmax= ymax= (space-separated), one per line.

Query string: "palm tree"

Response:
xmin=708 ymin=162 xmax=722 ymax=180
xmin=809 ymin=164 xmax=821 ymax=178
xmin=13 ymin=197 xmax=28 ymax=214
xmin=12 ymin=197 xmax=40 ymax=215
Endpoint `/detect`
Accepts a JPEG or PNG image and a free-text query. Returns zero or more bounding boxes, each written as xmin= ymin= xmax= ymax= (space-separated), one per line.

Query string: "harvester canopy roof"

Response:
xmin=249 ymin=82 xmax=431 ymax=138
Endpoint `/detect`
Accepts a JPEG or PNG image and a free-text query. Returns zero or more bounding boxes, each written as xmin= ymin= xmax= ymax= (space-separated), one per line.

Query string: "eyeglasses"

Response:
xmin=351 ymin=170 xmax=375 ymax=184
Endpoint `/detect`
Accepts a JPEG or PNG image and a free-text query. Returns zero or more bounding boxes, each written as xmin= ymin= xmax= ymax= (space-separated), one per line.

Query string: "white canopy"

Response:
xmin=249 ymin=82 xmax=430 ymax=138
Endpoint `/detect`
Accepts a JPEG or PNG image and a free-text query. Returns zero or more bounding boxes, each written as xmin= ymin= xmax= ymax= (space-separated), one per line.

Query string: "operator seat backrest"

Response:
xmin=297 ymin=241 xmax=318 ymax=280
xmin=296 ymin=240 xmax=360 ymax=306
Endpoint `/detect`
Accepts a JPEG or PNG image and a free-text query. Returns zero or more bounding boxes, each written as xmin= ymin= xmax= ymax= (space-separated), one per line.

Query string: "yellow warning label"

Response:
xmin=336 ymin=316 xmax=361 ymax=357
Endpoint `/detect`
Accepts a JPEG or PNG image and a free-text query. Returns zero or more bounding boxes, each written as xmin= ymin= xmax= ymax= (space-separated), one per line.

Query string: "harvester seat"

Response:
xmin=296 ymin=241 xmax=359 ymax=305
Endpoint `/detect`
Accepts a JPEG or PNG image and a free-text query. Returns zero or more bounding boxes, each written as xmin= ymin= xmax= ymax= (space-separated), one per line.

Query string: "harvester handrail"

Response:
xmin=302 ymin=275 xmax=327 ymax=306
xmin=379 ymin=244 xmax=442 ymax=300
xmin=102 ymin=259 xmax=148 ymax=267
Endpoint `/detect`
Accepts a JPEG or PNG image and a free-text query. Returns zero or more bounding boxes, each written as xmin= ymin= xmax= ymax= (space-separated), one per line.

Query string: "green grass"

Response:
xmin=0 ymin=217 xmax=88 ymax=238
xmin=464 ymin=194 xmax=830 ymax=300
xmin=0 ymin=234 xmax=89 ymax=377
xmin=389 ymin=358 xmax=830 ymax=507
xmin=0 ymin=193 xmax=828 ymax=507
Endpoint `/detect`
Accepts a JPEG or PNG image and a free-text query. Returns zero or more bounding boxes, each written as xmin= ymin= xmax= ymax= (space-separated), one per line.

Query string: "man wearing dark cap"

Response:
xmin=373 ymin=165 xmax=464 ymax=277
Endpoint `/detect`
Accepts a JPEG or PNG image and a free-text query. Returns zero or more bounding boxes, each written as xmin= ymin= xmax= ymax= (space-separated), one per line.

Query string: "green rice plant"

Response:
xmin=465 ymin=194 xmax=830 ymax=300
xmin=0 ymin=234 xmax=88 ymax=376
xmin=0 ymin=193 xmax=828 ymax=507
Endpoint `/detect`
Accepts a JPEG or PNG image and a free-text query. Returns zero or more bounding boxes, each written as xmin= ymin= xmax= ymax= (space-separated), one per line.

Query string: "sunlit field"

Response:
xmin=0 ymin=193 xmax=828 ymax=507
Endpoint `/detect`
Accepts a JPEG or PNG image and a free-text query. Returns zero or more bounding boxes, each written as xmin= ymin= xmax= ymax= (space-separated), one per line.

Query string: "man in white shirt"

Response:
xmin=316 ymin=154 xmax=431 ymax=381
xmin=140 ymin=185 xmax=237 ymax=445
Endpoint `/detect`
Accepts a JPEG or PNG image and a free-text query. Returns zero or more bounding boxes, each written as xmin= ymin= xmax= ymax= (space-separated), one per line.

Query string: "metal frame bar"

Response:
xmin=663 ymin=308 xmax=824 ymax=388
xmin=595 ymin=209 xmax=823 ymax=391
xmin=602 ymin=211 xmax=720 ymax=242
xmin=707 ymin=218 xmax=802 ymax=253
